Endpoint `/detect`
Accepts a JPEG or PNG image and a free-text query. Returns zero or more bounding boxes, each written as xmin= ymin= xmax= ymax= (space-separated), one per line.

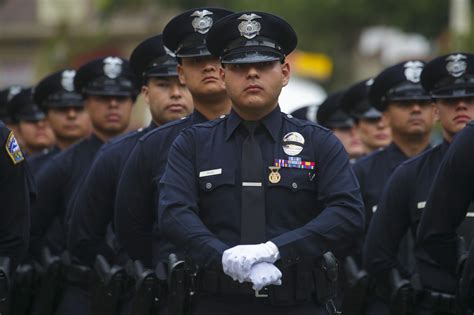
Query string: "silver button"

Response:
xmin=287 ymin=114 xmax=293 ymax=118
xmin=219 ymin=115 xmax=226 ymax=119
xmin=205 ymin=182 xmax=212 ymax=189
xmin=292 ymin=182 xmax=298 ymax=189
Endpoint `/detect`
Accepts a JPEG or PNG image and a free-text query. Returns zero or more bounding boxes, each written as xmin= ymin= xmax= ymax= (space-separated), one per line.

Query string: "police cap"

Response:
xmin=369 ymin=60 xmax=430 ymax=111
xmin=317 ymin=91 xmax=354 ymax=129
xmin=0 ymin=85 xmax=23 ymax=123
xmin=33 ymin=69 xmax=83 ymax=111
xmin=341 ymin=78 xmax=382 ymax=120
xmin=421 ymin=52 xmax=474 ymax=99
xmin=207 ymin=11 xmax=297 ymax=64
xmin=130 ymin=34 xmax=178 ymax=84
xmin=163 ymin=8 xmax=234 ymax=58
xmin=8 ymin=87 xmax=45 ymax=123
xmin=74 ymin=56 xmax=139 ymax=99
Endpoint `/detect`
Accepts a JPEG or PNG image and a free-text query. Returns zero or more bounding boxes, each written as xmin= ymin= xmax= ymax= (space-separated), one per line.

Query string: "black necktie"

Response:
xmin=240 ymin=121 xmax=266 ymax=244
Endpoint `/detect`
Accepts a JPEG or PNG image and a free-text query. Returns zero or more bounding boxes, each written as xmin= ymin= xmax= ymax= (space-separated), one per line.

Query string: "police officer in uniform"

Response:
xmin=364 ymin=53 xmax=474 ymax=315
xmin=341 ymin=78 xmax=391 ymax=155
xmin=29 ymin=56 xmax=138 ymax=315
xmin=7 ymin=87 xmax=56 ymax=156
xmin=317 ymin=90 xmax=365 ymax=161
xmin=29 ymin=69 xmax=91 ymax=175
xmin=114 ymin=7 xmax=233 ymax=267
xmin=158 ymin=11 xmax=365 ymax=314
xmin=353 ymin=61 xmax=435 ymax=228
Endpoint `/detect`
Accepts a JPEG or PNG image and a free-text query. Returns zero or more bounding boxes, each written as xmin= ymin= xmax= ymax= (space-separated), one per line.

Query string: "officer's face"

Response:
xmin=332 ymin=126 xmax=365 ymax=159
xmin=17 ymin=119 xmax=56 ymax=155
xmin=177 ymin=56 xmax=226 ymax=98
xmin=355 ymin=117 xmax=391 ymax=153
xmin=142 ymin=77 xmax=193 ymax=126
xmin=435 ymin=97 xmax=474 ymax=142
xmin=47 ymin=106 xmax=91 ymax=145
xmin=84 ymin=95 xmax=133 ymax=138
xmin=221 ymin=61 xmax=290 ymax=118
xmin=384 ymin=100 xmax=435 ymax=137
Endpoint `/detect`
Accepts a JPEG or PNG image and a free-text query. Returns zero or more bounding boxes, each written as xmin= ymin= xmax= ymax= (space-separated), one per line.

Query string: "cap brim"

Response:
xmin=18 ymin=112 xmax=46 ymax=121
xmin=221 ymin=47 xmax=283 ymax=64
xmin=176 ymin=46 xmax=211 ymax=58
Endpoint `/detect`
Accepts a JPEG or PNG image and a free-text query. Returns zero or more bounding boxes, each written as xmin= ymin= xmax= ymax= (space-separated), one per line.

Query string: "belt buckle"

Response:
xmin=255 ymin=287 xmax=268 ymax=298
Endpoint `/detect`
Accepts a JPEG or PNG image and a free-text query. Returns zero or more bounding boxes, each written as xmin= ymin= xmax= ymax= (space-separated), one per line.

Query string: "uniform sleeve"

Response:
xmin=159 ymin=130 xmax=229 ymax=268
xmin=0 ymin=129 xmax=32 ymax=265
xmin=114 ymin=142 xmax=154 ymax=267
xmin=417 ymin=127 xmax=474 ymax=271
xmin=68 ymin=150 xmax=116 ymax=266
xmin=363 ymin=164 xmax=412 ymax=277
xmin=30 ymin=159 xmax=65 ymax=259
xmin=271 ymin=132 xmax=365 ymax=266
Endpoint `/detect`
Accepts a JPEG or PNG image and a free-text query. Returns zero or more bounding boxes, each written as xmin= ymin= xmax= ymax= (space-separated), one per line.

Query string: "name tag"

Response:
xmin=242 ymin=182 xmax=262 ymax=187
xmin=466 ymin=212 xmax=474 ymax=218
xmin=417 ymin=201 xmax=426 ymax=209
xmin=199 ymin=168 xmax=222 ymax=178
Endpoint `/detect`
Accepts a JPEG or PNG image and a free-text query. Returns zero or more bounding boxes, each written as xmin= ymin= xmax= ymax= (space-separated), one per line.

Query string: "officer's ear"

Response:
xmin=141 ymin=84 xmax=150 ymax=106
xmin=281 ymin=61 xmax=291 ymax=87
xmin=433 ymin=103 xmax=440 ymax=122
xmin=219 ymin=64 xmax=225 ymax=81
xmin=177 ymin=64 xmax=186 ymax=85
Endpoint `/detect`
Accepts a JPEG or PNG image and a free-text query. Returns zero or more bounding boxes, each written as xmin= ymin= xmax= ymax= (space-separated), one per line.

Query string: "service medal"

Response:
xmin=268 ymin=166 xmax=281 ymax=184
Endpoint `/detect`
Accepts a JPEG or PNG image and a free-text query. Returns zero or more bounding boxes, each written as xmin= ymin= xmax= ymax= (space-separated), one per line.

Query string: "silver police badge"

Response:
xmin=238 ymin=14 xmax=262 ymax=39
xmin=7 ymin=85 xmax=22 ymax=102
xmin=446 ymin=54 xmax=467 ymax=77
xmin=103 ymin=57 xmax=123 ymax=79
xmin=403 ymin=61 xmax=424 ymax=83
xmin=282 ymin=132 xmax=305 ymax=156
xmin=61 ymin=70 xmax=76 ymax=92
xmin=190 ymin=10 xmax=213 ymax=34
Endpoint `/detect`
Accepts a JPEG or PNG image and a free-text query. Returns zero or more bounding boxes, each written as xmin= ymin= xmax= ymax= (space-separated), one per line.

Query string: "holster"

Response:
xmin=388 ymin=268 xmax=413 ymax=315
xmin=168 ymin=253 xmax=196 ymax=315
xmin=341 ymin=256 xmax=369 ymax=315
xmin=0 ymin=257 xmax=10 ymax=315
xmin=35 ymin=247 xmax=64 ymax=315
xmin=126 ymin=260 xmax=159 ymax=315
xmin=90 ymin=254 xmax=126 ymax=315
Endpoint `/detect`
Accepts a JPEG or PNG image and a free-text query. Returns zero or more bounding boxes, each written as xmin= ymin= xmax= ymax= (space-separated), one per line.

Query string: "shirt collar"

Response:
xmin=191 ymin=110 xmax=208 ymax=124
xmin=225 ymin=105 xmax=282 ymax=142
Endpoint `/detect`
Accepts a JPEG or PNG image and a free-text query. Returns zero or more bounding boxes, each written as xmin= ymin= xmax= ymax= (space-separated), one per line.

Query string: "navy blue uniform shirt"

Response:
xmin=159 ymin=106 xmax=365 ymax=269
xmin=418 ymin=122 xmax=474 ymax=272
xmin=353 ymin=143 xmax=429 ymax=228
xmin=114 ymin=111 xmax=208 ymax=267
xmin=27 ymin=146 xmax=60 ymax=177
xmin=0 ymin=122 xmax=34 ymax=266
xmin=364 ymin=141 xmax=459 ymax=292
xmin=30 ymin=134 xmax=103 ymax=258
xmin=68 ymin=123 xmax=156 ymax=266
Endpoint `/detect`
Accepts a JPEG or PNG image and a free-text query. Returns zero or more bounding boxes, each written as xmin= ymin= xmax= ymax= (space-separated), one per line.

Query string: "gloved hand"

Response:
xmin=247 ymin=262 xmax=282 ymax=291
xmin=222 ymin=241 xmax=280 ymax=283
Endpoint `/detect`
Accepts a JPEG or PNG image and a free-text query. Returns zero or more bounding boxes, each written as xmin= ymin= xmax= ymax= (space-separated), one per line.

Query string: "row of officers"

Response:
xmin=1 ymin=6 xmax=474 ymax=315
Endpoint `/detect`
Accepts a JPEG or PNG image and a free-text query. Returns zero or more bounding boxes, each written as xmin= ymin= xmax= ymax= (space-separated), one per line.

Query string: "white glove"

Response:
xmin=247 ymin=262 xmax=282 ymax=291
xmin=222 ymin=241 xmax=280 ymax=283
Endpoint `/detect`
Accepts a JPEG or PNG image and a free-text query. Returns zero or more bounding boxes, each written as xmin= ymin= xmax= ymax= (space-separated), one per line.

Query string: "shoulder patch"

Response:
xmin=5 ymin=131 xmax=24 ymax=164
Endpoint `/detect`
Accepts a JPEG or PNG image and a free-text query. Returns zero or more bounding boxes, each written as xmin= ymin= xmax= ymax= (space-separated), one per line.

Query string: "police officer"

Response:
xmin=317 ymin=90 xmax=365 ymax=161
xmin=29 ymin=56 xmax=138 ymax=314
xmin=28 ymin=69 xmax=91 ymax=175
xmin=158 ymin=11 xmax=365 ymax=314
xmin=0 ymin=85 xmax=22 ymax=127
xmin=353 ymin=61 xmax=435 ymax=228
xmin=363 ymin=53 xmax=474 ymax=314
xmin=0 ymin=121 xmax=33 ymax=269
xmin=114 ymin=7 xmax=233 ymax=267
xmin=341 ymin=78 xmax=391 ymax=154
xmin=7 ymin=87 xmax=56 ymax=156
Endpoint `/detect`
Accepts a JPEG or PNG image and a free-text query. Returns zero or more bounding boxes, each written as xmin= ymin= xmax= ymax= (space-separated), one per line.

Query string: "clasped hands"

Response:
xmin=222 ymin=241 xmax=282 ymax=291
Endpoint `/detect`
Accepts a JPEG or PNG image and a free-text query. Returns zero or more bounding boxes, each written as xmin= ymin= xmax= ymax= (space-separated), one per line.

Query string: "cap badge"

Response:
xmin=7 ymin=86 xmax=22 ymax=102
xmin=61 ymin=70 xmax=76 ymax=92
xmin=190 ymin=10 xmax=213 ymax=34
xmin=365 ymin=78 xmax=374 ymax=86
xmin=282 ymin=132 xmax=305 ymax=156
xmin=103 ymin=57 xmax=123 ymax=79
xmin=446 ymin=54 xmax=467 ymax=77
xmin=403 ymin=61 xmax=424 ymax=83
xmin=238 ymin=13 xmax=262 ymax=39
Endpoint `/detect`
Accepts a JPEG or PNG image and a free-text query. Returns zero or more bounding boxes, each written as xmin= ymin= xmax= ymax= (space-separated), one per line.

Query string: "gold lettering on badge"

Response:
xmin=268 ymin=166 xmax=281 ymax=184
